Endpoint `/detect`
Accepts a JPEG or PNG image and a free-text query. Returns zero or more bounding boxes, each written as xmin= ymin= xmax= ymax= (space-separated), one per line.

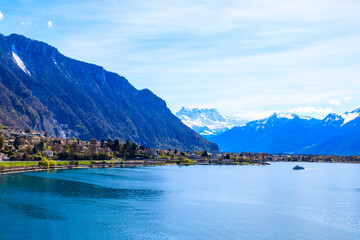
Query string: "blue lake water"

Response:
xmin=1 ymin=162 xmax=360 ymax=240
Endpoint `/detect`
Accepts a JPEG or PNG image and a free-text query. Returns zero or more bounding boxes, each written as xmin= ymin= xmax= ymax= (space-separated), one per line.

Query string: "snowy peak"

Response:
xmin=273 ymin=112 xmax=297 ymax=119
xmin=177 ymin=107 xmax=226 ymax=122
xmin=263 ymin=112 xmax=315 ymax=124
xmin=323 ymin=113 xmax=343 ymax=125
xmin=322 ymin=109 xmax=360 ymax=126
xmin=210 ymin=107 xmax=360 ymax=155
xmin=246 ymin=112 xmax=319 ymax=131
xmin=176 ymin=107 xmax=246 ymax=136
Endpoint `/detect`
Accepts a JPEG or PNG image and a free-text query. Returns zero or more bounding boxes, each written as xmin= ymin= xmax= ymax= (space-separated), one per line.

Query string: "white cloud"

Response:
xmin=48 ymin=20 xmax=53 ymax=28
xmin=329 ymin=99 xmax=341 ymax=106
xmin=14 ymin=0 xmax=360 ymax=116
xmin=289 ymin=106 xmax=333 ymax=115
xmin=0 ymin=10 xmax=4 ymax=20
xmin=344 ymin=97 xmax=352 ymax=102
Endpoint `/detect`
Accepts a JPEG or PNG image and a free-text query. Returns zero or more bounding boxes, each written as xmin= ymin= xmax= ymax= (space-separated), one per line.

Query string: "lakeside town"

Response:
xmin=1 ymin=124 xmax=360 ymax=174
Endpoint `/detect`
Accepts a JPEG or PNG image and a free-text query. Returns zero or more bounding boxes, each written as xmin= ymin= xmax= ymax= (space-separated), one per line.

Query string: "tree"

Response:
xmin=100 ymin=138 xmax=105 ymax=148
xmin=14 ymin=136 xmax=21 ymax=150
xmin=113 ymin=139 xmax=120 ymax=152
xmin=106 ymin=139 xmax=113 ymax=149
xmin=49 ymin=160 xmax=57 ymax=168
xmin=32 ymin=145 xmax=38 ymax=154
xmin=71 ymin=142 xmax=79 ymax=151
xmin=125 ymin=140 xmax=131 ymax=151
xmin=0 ymin=131 xmax=5 ymax=150
xmin=39 ymin=157 xmax=50 ymax=168
xmin=37 ymin=140 xmax=45 ymax=151
xmin=201 ymin=150 xmax=209 ymax=157
xmin=89 ymin=143 xmax=97 ymax=155
xmin=130 ymin=142 xmax=138 ymax=158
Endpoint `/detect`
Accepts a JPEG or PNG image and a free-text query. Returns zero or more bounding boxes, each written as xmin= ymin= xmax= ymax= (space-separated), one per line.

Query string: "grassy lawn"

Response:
xmin=56 ymin=161 xmax=70 ymax=165
xmin=0 ymin=160 xmax=94 ymax=168
xmin=78 ymin=161 xmax=92 ymax=165
xmin=0 ymin=161 xmax=39 ymax=168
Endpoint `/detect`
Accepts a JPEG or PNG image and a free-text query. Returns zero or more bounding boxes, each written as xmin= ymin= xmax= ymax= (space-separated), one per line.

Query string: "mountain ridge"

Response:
xmin=209 ymin=110 xmax=360 ymax=155
xmin=176 ymin=107 xmax=246 ymax=137
xmin=0 ymin=33 xmax=218 ymax=152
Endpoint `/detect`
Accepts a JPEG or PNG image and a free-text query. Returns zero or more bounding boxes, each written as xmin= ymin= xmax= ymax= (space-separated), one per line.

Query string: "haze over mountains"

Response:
xmin=0 ymin=33 xmax=218 ymax=152
xmin=209 ymin=109 xmax=360 ymax=155
xmin=176 ymin=107 xmax=246 ymax=137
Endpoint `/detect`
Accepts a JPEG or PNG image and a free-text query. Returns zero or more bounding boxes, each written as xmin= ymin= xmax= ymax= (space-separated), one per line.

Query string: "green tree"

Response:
xmin=14 ymin=136 xmax=21 ymax=150
xmin=0 ymin=131 xmax=5 ymax=150
xmin=49 ymin=160 xmax=57 ymax=168
xmin=37 ymin=140 xmax=45 ymax=151
xmin=130 ymin=142 xmax=138 ymax=158
xmin=39 ymin=157 xmax=50 ymax=168
xmin=113 ymin=139 xmax=120 ymax=152
xmin=106 ymin=139 xmax=113 ymax=149
xmin=201 ymin=150 xmax=209 ymax=157
xmin=32 ymin=145 xmax=38 ymax=154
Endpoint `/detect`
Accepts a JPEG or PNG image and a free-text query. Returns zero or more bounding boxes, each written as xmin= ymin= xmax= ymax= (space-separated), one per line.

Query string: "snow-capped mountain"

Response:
xmin=209 ymin=109 xmax=360 ymax=155
xmin=323 ymin=108 xmax=360 ymax=127
xmin=176 ymin=107 xmax=247 ymax=137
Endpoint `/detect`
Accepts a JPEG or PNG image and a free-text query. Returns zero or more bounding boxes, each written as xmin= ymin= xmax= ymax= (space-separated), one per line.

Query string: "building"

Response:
xmin=42 ymin=150 xmax=54 ymax=157
xmin=0 ymin=153 xmax=9 ymax=161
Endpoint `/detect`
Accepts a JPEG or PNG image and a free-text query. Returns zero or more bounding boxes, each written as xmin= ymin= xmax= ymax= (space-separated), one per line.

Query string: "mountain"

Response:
xmin=0 ymin=33 xmax=218 ymax=152
xmin=176 ymin=107 xmax=246 ymax=137
xmin=209 ymin=110 xmax=360 ymax=155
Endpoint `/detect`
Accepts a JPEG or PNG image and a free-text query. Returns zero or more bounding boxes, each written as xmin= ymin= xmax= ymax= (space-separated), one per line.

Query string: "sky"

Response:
xmin=0 ymin=0 xmax=360 ymax=120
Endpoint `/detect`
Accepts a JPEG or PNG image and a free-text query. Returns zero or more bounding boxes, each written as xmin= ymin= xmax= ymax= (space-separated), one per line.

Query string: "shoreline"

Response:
xmin=0 ymin=161 xmax=270 ymax=176
xmin=3 ymin=160 xmax=357 ymax=176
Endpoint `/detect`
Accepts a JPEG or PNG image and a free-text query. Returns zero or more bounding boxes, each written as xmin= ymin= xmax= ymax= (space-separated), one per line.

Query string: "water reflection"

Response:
xmin=1 ymin=174 xmax=164 ymax=200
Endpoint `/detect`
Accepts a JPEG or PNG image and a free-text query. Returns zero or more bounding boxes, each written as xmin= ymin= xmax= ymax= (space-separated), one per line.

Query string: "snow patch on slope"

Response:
xmin=12 ymin=47 xmax=31 ymax=76
xmin=341 ymin=112 xmax=359 ymax=125
xmin=275 ymin=113 xmax=295 ymax=119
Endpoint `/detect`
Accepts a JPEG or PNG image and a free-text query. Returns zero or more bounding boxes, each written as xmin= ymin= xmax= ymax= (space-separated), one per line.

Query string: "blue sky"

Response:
xmin=1 ymin=0 xmax=360 ymax=120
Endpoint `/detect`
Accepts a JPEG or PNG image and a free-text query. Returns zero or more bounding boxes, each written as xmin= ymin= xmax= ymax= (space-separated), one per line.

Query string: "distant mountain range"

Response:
xmin=0 ymin=33 xmax=218 ymax=152
xmin=176 ymin=107 xmax=246 ymax=137
xmin=209 ymin=109 xmax=360 ymax=155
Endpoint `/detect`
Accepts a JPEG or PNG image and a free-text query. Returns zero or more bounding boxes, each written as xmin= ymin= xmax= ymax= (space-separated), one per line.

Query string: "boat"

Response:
xmin=293 ymin=165 xmax=305 ymax=170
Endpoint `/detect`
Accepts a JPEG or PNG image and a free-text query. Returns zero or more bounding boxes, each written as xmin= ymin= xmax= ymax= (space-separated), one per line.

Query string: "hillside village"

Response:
xmin=1 ymin=125 xmax=360 ymax=166
xmin=0 ymin=124 xmax=220 ymax=164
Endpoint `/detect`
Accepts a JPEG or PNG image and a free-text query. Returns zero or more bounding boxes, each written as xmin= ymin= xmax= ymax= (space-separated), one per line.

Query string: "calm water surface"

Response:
xmin=1 ymin=163 xmax=360 ymax=240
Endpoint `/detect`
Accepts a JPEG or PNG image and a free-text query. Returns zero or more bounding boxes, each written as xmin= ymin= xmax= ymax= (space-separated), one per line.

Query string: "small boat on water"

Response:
xmin=293 ymin=165 xmax=305 ymax=170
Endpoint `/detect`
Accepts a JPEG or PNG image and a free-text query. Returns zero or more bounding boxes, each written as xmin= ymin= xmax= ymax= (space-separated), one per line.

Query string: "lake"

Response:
xmin=1 ymin=162 xmax=360 ymax=239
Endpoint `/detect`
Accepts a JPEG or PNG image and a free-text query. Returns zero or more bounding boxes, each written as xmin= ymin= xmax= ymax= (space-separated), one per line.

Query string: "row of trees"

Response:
xmin=2 ymin=135 xmax=150 ymax=161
